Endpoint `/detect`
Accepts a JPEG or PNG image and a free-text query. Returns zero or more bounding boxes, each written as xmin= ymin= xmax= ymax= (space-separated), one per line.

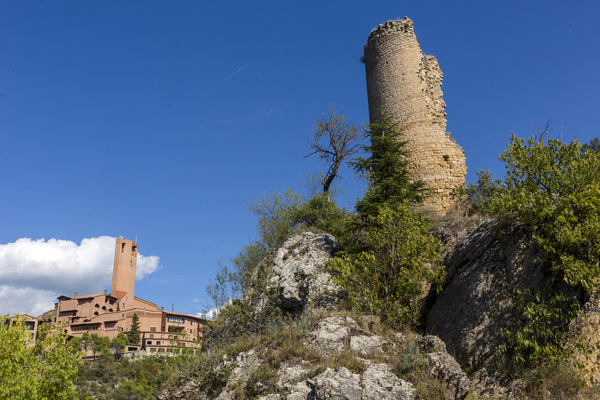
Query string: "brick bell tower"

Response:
xmin=111 ymin=238 xmax=138 ymax=310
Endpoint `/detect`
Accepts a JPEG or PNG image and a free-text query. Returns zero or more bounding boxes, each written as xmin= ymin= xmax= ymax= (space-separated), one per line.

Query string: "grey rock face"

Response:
xmin=349 ymin=335 xmax=387 ymax=355
xmin=469 ymin=368 xmax=525 ymax=400
xmin=426 ymin=352 xmax=470 ymax=400
xmin=286 ymin=381 xmax=313 ymax=400
xmin=362 ymin=363 xmax=416 ymax=400
xmin=309 ymin=316 xmax=357 ymax=353
xmin=417 ymin=335 xmax=447 ymax=354
xmin=310 ymin=367 xmax=362 ymax=400
xmin=271 ymin=232 xmax=340 ymax=314
xmin=216 ymin=350 xmax=262 ymax=400
xmin=426 ymin=221 xmax=555 ymax=366
xmin=277 ymin=364 xmax=310 ymax=390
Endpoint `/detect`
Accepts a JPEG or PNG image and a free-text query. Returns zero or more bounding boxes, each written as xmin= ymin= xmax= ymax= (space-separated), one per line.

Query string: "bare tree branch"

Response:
xmin=305 ymin=105 xmax=362 ymax=193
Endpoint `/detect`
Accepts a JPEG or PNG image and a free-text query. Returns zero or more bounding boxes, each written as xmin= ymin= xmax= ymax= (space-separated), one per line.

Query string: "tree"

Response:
xmin=582 ymin=137 xmax=600 ymax=154
xmin=350 ymin=112 xmax=428 ymax=220
xmin=127 ymin=313 xmax=141 ymax=345
xmin=247 ymin=188 xmax=304 ymax=250
xmin=306 ymin=105 xmax=361 ymax=194
xmin=491 ymin=135 xmax=600 ymax=290
xmin=91 ymin=333 xmax=110 ymax=360
xmin=0 ymin=314 xmax=81 ymax=399
xmin=81 ymin=331 xmax=91 ymax=362
xmin=490 ymin=134 xmax=600 ymax=367
xmin=109 ymin=332 xmax=128 ymax=361
xmin=327 ymin=204 xmax=441 ymax=328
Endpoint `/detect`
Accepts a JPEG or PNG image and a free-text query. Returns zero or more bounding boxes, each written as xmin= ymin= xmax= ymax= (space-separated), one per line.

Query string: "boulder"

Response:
xmin=309 ymin=316 xmax=357 ymax=353
xmin=286 ymin=381 xmax=313 ymax=400
xmin=349 ymin=335 xmax=387 ymax=355
xmin=469 ymin=368 xmax=525 ymax=400
xmin=417 ymin=335 xmax=447 ymax=354
xmin=426 ymin=352 xmax=470 ymax=400
xmin=270 ymin=232 xmax=341 ymax=314
xmin=426 ymin=221 xmax=559 ymax=366
xmin=362 ymin=363 xmax=416 ymax=400
xmin=216 ymin=350 xmax=262 ymax=400
xmin=277 ymin=364 xmax=310 ymax=390
xmin=310 ymin=367 xmax=362 ymax=400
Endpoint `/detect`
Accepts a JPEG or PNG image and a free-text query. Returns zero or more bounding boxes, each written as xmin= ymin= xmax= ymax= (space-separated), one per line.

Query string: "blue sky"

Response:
xmin=1 ymin=1 xmax=599 ymax=316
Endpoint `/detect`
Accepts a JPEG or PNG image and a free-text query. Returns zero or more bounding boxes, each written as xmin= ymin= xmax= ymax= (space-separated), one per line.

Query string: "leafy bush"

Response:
xmin=0 ymin=315 xmax=81 ymax=400
xmin=248 ymin=188 xmax=305 ymax=251
xmin=292 ymin=193 xmax=351 ymax=241
xmin=328 ymin=204 xmax=442 ymax=329
xmin=499 ymin=290 xmax=580 ymax=367
xmin=489 ymin=135 xmax=600 ymax=371
xmin=491 ymin=135 xmax=600 ymax=290
xmin=454 ymin=169 xmax=504 ymax=216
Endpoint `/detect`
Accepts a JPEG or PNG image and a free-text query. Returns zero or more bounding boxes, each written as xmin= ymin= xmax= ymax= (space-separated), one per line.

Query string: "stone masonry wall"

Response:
xmin=364 ymin=17 xmax=467 ymax=215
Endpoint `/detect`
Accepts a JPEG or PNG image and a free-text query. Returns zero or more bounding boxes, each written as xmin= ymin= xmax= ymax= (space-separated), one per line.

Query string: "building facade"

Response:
xmin=48 ymin=238 xmax=204 ymax=353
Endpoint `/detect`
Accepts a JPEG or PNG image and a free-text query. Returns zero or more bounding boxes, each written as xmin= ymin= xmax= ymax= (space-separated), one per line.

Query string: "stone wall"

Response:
xmin=364 ymin=17 xmax=467 ymax=215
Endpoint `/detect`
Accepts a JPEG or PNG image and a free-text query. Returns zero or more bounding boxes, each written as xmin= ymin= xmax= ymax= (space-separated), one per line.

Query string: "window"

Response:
xmin=95 ymin=304 xmax=99 ymax=308
xmin=150 ymin=348 xmax=156 ymax=353
xmin=156 ymin=341 xmax=161 ymax=345
xmin=149 ymin=334 xmax=154 ymax=338
xmin=147 ymin=341 xmax=152 ymax=345
xmin=121 ymin=243 xmax=126 ymax=252
xmin=150 ymin=326 xmax=156 ymax=332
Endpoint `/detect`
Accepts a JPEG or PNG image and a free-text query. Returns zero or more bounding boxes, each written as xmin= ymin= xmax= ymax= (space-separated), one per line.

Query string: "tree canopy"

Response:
xmin=351 ymin=112 xmax=428 ymax=220
xmin=0 ymin=315 xmax=81 ymax=399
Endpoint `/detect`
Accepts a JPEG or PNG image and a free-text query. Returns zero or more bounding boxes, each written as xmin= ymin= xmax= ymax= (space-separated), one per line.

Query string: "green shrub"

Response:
xmin=499 ymin=290 xmax=580 ymax=367
xmin=491 ymin=135 xmax=600 ymax=290
xmin=490 ymin=135 xmax=600 ymax=371
xmin=454 ymin=169 xmax=504 ymax=216
xmin=292 ymin=193 xmax=351 ymax=241
xmin=327 ymin=204 xmax=442 ymax=329
xmin=248 ymin=188 xmax=305 ymax=251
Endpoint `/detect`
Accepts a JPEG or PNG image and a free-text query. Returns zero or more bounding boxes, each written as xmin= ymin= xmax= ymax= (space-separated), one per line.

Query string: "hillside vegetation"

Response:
xmin=2 ymin=111 xmax=600 ymax=399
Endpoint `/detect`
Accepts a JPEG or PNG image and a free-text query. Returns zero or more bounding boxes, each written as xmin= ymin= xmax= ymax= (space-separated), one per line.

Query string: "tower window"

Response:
xmin=121 ymin=243 xmax=126 ymax=253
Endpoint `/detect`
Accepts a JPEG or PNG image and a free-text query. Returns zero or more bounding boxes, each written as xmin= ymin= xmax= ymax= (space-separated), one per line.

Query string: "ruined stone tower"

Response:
xmin=111 ymin=238 xmax=138 ymax=310
xmin=364 ymin=17 xmax=467 ymax=214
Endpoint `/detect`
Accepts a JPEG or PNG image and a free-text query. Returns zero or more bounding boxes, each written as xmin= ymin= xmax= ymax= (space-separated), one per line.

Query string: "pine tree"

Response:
xmin=350 ymin=112 xmax=428 ymax=221
xmin=127 ymin=313 xmax=141 ymax=345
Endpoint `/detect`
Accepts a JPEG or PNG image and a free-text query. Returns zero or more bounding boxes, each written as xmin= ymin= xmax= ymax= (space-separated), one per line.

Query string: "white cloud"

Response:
xmin=0 ymin=236 xmax=160 ymax=317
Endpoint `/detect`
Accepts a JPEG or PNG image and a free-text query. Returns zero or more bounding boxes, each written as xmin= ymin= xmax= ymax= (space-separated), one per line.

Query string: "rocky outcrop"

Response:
xmin=269 ymin=232 xmax=341 ymax=315
xmin=308 ymin=316 xmax=358 ymax=353
xmin=362 ymin=363 xmax=416 ymax=400
xmin=469 ymin=368 xmax=525 ymax=400
xmin=567 ymin=288 xmax=600 ymax=383
xmin=350 ymin=335 xmax=387 ymax=355
xmin=310 ymin=367 xmax=363 ymax=400
xmin=305 ymin=365 xmax=416 ymax=400
xmin=426 ymin=221 xmax=561 ymax=367
xmin=426 ymin=352 xmax=470 ymax=400
xmin=215 ymin=350 xmax=262 ymax=400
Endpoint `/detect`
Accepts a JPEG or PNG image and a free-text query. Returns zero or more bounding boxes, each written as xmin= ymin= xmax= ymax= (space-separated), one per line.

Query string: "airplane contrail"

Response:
xmin=209 ymin=65 xmax=248 ymax=90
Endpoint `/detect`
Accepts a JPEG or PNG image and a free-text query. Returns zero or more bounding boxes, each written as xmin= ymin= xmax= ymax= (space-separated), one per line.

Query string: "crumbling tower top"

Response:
xmin=364 ymin=17 xmax=467 ymax=214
